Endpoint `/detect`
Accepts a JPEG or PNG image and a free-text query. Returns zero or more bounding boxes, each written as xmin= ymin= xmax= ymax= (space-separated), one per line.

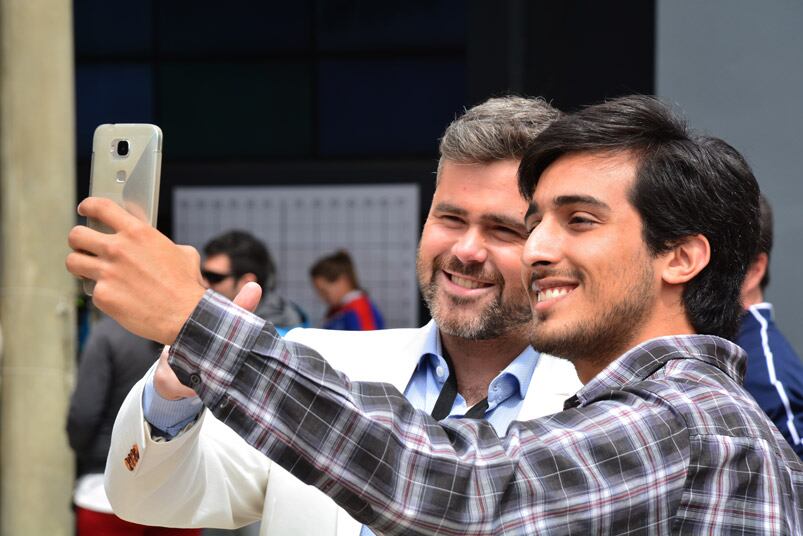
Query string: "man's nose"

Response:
xmin=521 ymin=219 xmax=561 ymax=268
xmin=451 ymin=227 xmax=488 ymax=264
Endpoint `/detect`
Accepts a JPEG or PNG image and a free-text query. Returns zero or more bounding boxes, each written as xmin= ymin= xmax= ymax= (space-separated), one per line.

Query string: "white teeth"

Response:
xmin=451 ymin=275 xmax=486 ymax=290
xmin=537 ymin=287 xmax=571 ymax=303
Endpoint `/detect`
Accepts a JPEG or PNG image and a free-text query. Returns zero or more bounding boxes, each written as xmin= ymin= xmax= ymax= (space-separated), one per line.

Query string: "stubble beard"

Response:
xmin=528 ymin=262 xmax=655 ymax=370
xmin=417 ymin=252 xmax=531 ymax=340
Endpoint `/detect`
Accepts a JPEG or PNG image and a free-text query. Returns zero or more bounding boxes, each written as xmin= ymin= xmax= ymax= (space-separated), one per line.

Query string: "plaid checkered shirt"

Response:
xmin=169 ymin=291 xmax=803 ymax=535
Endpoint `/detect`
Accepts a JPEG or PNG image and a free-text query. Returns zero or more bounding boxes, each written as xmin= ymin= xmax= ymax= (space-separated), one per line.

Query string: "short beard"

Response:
xmin=529 ymin=262 xmax=655 ymax=369
xmin=417 ymin=252 xmax=531 ymax=340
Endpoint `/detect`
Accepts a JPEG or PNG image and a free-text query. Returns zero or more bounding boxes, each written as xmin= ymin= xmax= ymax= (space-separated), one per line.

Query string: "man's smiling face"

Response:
xmin=522 ymin=151 xmax=662 ymax=367
xmin=417 ymin=159 xmax=532 ymax=340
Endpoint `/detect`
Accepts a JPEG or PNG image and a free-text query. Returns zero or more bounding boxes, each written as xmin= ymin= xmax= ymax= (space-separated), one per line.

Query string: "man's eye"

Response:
xmin=494 ymin=227 xmax=524 ymax=239
xmin=569 ymin=215 xmax=596 ymax=226
xmin=441 ymin=215 xmax=464 ymax=225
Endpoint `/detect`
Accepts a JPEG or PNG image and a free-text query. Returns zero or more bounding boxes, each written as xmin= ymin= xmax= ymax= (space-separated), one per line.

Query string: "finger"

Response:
xmin=77 ymin=197 xmax=139 ymax=233
xmin=65 ymin=250 xmax=102 ymax=280
xmin=68 ymin=225 xmax=109 ymax=256
xmin=233 ymin=282 xmax=262 ymax=313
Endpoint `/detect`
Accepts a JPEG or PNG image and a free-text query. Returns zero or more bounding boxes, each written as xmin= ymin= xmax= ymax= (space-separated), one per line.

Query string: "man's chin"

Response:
xmin=528 ymin=327 xmax=577 ymax=362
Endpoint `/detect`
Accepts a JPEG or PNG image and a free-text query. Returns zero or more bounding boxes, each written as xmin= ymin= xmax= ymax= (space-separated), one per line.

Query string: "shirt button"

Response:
xmin=219 ymin=397 xmax=229 ymax=409
xmin=189 ymin=373 xmax=201 ymax=386
xmin=436 ymin=366 xmax=445 ymax=378
xmin=492 ymin=385 xmax=499 ymax=391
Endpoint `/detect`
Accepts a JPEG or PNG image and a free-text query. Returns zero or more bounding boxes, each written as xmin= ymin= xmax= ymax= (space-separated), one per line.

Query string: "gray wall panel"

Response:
xmin=657 ymin=0 xmax=803 ymax=351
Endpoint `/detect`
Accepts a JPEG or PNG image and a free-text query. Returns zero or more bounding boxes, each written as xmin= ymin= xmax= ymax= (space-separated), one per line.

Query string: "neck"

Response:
xmin=741 ymin=289 xmax=764 ymax=309
xmin=440 ymin=326 xmax=530 ymax=406
xmin=573 ymin=304 xmax=697 ymax=384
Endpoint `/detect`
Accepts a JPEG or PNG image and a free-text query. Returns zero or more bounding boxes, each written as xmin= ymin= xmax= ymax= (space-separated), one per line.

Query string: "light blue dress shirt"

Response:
xmin=360 ymin=328 xmax=539 ymax=536
xmin=402 ymin=325 xmax=539 ymax=436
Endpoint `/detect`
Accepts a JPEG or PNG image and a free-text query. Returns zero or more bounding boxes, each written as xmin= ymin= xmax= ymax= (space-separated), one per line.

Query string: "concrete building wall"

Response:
xmin=657 ymin=0 xmax=803 ymax=350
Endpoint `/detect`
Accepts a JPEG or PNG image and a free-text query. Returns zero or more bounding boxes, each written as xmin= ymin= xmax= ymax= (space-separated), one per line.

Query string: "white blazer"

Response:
xmin=105 ymin=321 xmax=581 ymax=535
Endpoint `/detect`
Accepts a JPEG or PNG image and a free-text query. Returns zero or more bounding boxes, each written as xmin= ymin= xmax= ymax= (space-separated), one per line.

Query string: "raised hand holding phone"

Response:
xmin=68 ymin=197 xmax=207 ymax=345
xmin=84 ymin=124 xmax=162 ymax=295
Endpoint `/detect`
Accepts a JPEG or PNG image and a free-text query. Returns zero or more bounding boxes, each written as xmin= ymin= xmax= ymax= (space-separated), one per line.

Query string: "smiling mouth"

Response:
xmin=533 ymin=283 xmax=577 ymax=303
xmin=446 ymin=272 xmax=493 ymax=290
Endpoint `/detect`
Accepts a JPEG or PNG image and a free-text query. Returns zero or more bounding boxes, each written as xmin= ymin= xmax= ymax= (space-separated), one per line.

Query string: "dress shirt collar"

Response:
xmin=569 ymin=334 xmax=746 ymax=409
xmin=417 ymin=325 xmax=540 ymax=404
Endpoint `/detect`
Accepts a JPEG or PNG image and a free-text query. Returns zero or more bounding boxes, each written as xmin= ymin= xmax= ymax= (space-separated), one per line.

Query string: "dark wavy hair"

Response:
xmin=518 ymin=95 xmax=760 ymax=340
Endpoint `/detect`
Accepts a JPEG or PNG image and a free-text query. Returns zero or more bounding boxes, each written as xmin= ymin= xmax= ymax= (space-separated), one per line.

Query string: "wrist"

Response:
xmin=162 ymin=286 xmax=207 ymax=345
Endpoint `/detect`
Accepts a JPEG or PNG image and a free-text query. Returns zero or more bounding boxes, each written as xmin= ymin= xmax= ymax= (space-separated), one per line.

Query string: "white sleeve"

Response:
xmin=104 ymin=368 xmax=271 ymax=529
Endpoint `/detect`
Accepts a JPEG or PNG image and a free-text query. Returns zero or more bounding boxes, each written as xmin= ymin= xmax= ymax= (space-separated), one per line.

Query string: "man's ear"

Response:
xmin=661 ymin=234 xmax=711 ymax=285
xmin=236 ymin=272 xmax=258 ymax=292
xmin=742 ymin=253 xmax=768 ymax=297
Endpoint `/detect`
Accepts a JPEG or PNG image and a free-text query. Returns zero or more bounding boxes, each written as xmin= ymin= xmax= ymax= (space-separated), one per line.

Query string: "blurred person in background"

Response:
xmin=67 ymin=313 xmax=201 ymax=536
xmin=310 ymin=249 xmax=384 ymax=331
xmin=202 ymin=230 xmax=307 ymax=334
xmin=738 ymin=194 xmax=803 ymax=458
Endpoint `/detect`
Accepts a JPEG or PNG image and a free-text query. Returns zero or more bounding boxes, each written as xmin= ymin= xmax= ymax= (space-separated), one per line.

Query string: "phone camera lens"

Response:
xmin=117 ymin=140 xmax=129 ymax=157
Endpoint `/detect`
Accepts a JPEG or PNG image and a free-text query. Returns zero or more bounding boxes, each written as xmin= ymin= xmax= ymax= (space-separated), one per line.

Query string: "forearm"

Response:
xmin=169 ymin=292 xmax=689 ymax=535
xmin=168 ymin=292 xmax=518 ymax=534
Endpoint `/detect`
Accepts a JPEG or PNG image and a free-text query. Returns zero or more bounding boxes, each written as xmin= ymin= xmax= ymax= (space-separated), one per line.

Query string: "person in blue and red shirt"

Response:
xmin=310 ymin=250 xmax=384 ymax=331
xmin=738 ymin=194 xmax=803 ymax=458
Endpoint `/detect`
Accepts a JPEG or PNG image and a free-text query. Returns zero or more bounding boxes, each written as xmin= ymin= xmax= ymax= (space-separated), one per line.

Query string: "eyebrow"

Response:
xmin=526 ymin=195 xmax=611 ymax=220
xmin=554 ymin=195 xmax=611 ymax=210
xmin=433 ymin=202 xmax=467 ymax=217
xmin=433 ymin=202 xmax=527 ymax=231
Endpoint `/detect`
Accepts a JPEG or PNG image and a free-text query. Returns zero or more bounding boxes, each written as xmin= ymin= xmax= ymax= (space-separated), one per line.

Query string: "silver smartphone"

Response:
xmin=84 ymin=123 xmax=163 ymax=295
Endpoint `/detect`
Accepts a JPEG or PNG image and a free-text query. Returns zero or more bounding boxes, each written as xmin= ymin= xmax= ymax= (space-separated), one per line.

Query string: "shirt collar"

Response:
xmin=747 ymin=302 xmax=774 ymax=320
xmin=417 ymin=326 xmax=540 ymax=400
xmin=569 ymin=334 xmax=746 ymax=409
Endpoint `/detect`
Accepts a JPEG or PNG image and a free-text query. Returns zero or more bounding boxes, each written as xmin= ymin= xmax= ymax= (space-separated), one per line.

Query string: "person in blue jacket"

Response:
xmin=738 ymin=194 xmax=803 ymax=458
xmin=310 ymin=250 xmax=385 ymax=331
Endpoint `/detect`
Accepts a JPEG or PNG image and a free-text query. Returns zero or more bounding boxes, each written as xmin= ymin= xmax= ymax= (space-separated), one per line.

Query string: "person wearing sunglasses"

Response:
xmin=201 ymin=230 xmax=307 ymax=334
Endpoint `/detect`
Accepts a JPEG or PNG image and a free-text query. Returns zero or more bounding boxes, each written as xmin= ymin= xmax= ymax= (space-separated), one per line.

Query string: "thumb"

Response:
xmin=233 ymin=281 xmax=263 ymax=313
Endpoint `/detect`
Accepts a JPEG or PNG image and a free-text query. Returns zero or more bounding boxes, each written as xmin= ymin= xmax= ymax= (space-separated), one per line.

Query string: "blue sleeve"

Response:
xmin=142 ymin=370 xmax=203 ymax=439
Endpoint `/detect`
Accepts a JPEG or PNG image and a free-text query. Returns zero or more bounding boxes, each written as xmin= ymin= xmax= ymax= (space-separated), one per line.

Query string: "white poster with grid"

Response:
xmin=173 ymin=184 xmax=420 ymax=328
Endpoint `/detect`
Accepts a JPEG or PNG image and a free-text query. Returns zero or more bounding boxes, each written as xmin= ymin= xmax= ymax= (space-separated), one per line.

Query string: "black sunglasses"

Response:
xmin=201 ymin=269 xmax=235 ymax=284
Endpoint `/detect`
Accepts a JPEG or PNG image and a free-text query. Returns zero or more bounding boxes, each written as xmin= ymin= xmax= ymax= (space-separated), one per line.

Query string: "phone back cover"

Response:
xmin=88 ymin=123 xmax=162 ymax=233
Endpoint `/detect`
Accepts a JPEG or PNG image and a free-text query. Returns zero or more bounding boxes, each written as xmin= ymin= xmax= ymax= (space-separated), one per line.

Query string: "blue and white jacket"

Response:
xmin=738 ymin=303 xmax=803 ymax=458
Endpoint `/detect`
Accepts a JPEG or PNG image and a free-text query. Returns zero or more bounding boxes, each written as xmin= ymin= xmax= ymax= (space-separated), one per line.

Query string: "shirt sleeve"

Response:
xmin=168 ymin=291 xmax=691 ymax=535
xmin=142 ymin=368 xmax=203 ymax=439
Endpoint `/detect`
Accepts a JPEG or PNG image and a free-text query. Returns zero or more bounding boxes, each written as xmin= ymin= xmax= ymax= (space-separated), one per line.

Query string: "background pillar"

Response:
xmin=0 ymin=0 xmax=77 ymax=534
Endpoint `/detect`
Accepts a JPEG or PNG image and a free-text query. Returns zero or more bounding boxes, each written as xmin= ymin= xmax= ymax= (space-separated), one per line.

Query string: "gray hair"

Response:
xmin=437 ymin=96 xmax=560 ymax=175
